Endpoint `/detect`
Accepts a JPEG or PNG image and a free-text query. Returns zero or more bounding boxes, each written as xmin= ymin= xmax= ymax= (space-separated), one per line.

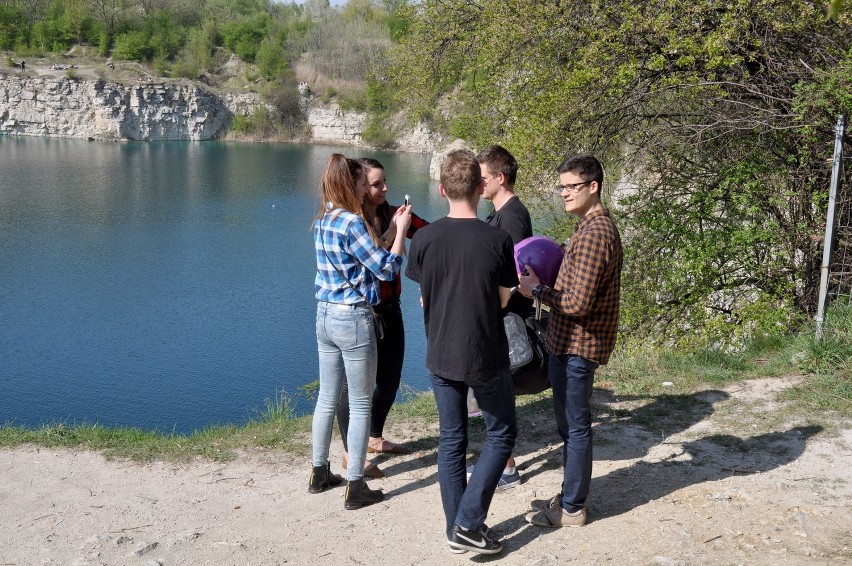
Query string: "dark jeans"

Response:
xmin=430 ymin=368 xmax=517 ymax=538
xmin=548 ymin=353 xmax=598 ymax=513
xmin=337 ymin=300 xmax=405 ymax=449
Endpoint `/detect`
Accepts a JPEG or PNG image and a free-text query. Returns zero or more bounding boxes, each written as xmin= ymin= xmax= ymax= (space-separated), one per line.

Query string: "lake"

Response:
xmin=0 ymin=137 xmax=490 ymax=434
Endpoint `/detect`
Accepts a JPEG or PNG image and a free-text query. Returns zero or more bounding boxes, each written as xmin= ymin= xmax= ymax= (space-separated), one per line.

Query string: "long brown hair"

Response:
xmin=358 ymin=157 xmax=393 ymax=233
xmin=315 ymin=154 xmax=379 ymax=243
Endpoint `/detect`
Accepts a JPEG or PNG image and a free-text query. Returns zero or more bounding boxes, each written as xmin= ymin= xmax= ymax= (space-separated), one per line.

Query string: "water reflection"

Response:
xmin=0 ymin=137 xmax=443 ymax=434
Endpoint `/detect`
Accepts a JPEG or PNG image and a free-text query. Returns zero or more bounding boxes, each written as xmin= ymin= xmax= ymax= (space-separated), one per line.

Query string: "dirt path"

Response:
xmin=1 ymin=376 xmax=849 ymax=565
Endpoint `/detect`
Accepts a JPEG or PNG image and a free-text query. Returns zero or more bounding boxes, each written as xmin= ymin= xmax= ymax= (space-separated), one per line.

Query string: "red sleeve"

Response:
xmin=407 ymin=212 xmax=429 ymax=239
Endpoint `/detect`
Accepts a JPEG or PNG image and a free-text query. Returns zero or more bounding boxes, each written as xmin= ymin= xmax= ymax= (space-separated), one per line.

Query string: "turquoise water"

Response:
xmin=0 ymin=137 xmax=469 ymax=434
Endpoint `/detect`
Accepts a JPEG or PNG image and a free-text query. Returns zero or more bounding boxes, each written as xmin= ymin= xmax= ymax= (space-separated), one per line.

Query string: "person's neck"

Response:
xmin=491 ymin=188 xmax=516 ymax=211
xmin=577 ymin=201 xmax=604 ymax=219
xmin=446 ymin=198 xmax=479 ymax=218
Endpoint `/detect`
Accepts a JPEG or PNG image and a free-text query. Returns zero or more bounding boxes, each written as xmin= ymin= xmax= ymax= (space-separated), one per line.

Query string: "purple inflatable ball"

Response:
xmin=514 ymin=236 xmax=565 ymax=287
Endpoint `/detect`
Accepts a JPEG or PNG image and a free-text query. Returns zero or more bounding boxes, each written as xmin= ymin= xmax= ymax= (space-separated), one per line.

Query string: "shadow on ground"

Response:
xmin=375 ymin=387 xmax=824 ymax=560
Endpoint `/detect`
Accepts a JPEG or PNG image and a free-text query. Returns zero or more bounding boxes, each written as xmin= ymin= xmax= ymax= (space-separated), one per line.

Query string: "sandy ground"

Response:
xmin=1 ymin=375 xmax=850 ymax=565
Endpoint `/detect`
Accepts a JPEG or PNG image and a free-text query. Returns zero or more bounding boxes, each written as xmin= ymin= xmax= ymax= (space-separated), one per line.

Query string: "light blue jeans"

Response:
xmin=313 ymin=301 xmax=377 ymax=480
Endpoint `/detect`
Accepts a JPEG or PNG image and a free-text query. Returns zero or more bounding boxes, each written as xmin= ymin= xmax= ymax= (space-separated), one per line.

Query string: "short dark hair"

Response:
xmin=441 ymin=149 xmax=481 ymax=200
xmin=557 ymin=154 xmax=604 ymax=191
xmin=476 ymin=145 xmax=518 ymax=186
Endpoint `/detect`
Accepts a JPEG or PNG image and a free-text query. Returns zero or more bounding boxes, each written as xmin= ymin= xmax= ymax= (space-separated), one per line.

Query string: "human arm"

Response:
xmin=347 ymin=215 xmax=404 ymax=281
xmin=388 ymin=204 xmax=412 ymax=256
xmin=498 ymin=286 xmax=513 ymax=308
xmin=523 ymin=232 xmax=612 ymax=316
xmin=498 ymin=233 xmax=519 ymax=309
xmin=381 ymin=208 xmax=428 ymax=245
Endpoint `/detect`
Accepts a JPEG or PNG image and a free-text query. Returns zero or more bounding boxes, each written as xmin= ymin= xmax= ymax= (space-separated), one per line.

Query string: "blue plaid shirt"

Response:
xmin=314 ymin=208 xmax=403 ymax=305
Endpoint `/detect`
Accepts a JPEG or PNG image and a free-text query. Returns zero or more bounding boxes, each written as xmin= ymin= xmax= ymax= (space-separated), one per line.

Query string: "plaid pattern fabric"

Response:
xmin=314 ymin=209 xmax=403 ymax=305
xmin=539 ymin=209 xmax=623 ymax=365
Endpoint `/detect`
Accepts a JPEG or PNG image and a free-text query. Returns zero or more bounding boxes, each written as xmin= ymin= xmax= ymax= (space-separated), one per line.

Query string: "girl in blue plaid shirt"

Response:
xmin=308 ymin=154 xmax=411 ymax=510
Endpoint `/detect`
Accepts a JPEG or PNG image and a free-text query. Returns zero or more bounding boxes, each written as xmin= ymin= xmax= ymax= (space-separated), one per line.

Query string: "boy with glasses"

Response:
xmin=518 ymin=154 xmax=623 ymax=527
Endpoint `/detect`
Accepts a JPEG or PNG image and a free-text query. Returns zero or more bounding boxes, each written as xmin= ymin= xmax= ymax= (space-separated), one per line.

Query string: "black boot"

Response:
xmin=308 ymin=461 xmax=343 ymax=494
xmin=344 ymin=478 xmax=384 ymax=510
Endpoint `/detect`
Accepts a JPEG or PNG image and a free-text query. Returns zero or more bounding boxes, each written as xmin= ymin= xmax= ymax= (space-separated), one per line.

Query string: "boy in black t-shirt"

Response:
xmin=406 ymin=149 xmax=519 ymax=555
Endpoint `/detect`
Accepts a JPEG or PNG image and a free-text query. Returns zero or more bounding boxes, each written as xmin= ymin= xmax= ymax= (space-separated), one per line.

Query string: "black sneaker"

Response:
xmin=448 ymin=524 xmax=503 ymax=555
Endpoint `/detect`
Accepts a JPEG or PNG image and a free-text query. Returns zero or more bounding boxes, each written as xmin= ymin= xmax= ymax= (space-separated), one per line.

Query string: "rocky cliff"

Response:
xmin=0 ymin=72 xmax=445 ymax=169
xmin=0 ymin=74 xmax=231 ymax=140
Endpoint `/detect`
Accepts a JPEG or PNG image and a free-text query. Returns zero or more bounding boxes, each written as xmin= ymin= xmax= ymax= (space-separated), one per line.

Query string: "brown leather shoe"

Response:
xmin=342 ymin=452 xmax=385 ymax=479
xmin=525 ymin=505 xmax=587 ymax=527
xmin=367 ymin=437 xmax=410 ymax=454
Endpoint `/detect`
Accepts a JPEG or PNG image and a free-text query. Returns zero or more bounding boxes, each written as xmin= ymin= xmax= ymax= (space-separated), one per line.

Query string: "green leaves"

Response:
xmin=392 ymin=0 xmax=851 ymax=349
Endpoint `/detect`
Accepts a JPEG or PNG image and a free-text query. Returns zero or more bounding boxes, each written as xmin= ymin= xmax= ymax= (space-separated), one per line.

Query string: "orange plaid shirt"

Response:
xmin=538 ymin=209 xmax=623 ymax=365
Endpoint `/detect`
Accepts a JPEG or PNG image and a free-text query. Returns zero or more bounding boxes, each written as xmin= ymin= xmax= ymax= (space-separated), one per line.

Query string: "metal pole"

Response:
xmin=815 ymin=114 xmax=846 ymax=340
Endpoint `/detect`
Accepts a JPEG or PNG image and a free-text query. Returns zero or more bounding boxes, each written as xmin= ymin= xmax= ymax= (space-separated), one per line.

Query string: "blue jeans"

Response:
xmin=336 ymin=299 xmax=405 ymax=449
xmin=430 ymin=369 xmax=517 ymax=538
xmin=548 ymin=353 xmax=598 ymax=513
xmin=313 ymin=301 xmax=377 ymax=480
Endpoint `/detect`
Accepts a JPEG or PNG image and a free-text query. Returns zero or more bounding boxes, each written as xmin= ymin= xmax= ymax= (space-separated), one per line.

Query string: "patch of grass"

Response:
xmin=2 ymin=318 xmax=848 ymax=464
xmin=0 ymin=389 xmax=314 ymax=462
xmin=393 ymin=385 xmax=437 ymax=419
xmin=780 ymin=369 xmax=852 ymax=412
xmin=603 ymin=330 xmax=803 ymax=397
xmin=780 ymin=299 xmax=852 ymax=413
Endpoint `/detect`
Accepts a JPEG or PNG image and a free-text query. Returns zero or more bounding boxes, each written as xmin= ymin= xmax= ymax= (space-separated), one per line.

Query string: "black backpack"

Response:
xmin=503 ymin=312 xmax=551 ymax=395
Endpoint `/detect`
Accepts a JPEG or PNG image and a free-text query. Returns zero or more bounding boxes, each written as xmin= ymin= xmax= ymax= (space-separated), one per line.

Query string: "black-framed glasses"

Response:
xmin=555 ymin=181 xmax=591 ymax=193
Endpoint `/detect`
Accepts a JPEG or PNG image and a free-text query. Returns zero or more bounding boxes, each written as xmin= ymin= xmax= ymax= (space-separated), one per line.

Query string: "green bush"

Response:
xmin=361 ymin=114 xmax=396 ymax=148
xmin=230 ymin=113 xmax=252 ymax=134
xmin=97 ymin=30 xmax=110 ymax=57
xmin=265 ymin=70 xmax=306 ymax=134
xmin=144 ymin=11 xmax=184 ymax=60
xmin=0 ymin=5 xmax=25 ymax=50
xmin=255 ymin=37 xmax=287 ymax=80
xmin=172 ymin=25 xmax=214 ymax=79
xmin=365 ymin=77 xmax=388 ymax=113
xmin=337 ymin=88 xmax=367 ymax=112
xmin=153 ymin=54 xmax=169 ymax=76
xmin=220 ymin=16 xmax=268 ymax=63
xmin=113 ymin=30 xmax=151 ymax=62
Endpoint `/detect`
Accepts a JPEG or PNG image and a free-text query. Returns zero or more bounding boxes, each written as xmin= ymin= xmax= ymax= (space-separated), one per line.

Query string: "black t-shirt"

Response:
xmin=406 ymin=217 xmax=519 ymax=381
xmin=486 ymin=195 xmax=534 ymax=318
xmin=485 ymin=196 xmax=533 ymax=245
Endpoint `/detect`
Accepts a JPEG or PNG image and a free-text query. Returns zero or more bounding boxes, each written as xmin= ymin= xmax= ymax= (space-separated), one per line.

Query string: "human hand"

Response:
xmin=393 ymin=204 xmax=412 ymax=234
xmin=518 ymin=265 xmax=541 ymax=298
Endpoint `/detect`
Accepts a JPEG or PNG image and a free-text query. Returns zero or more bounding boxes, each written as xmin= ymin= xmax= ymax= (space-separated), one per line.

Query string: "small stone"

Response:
xmin=131 ymin=541 xmax=158 ymax=556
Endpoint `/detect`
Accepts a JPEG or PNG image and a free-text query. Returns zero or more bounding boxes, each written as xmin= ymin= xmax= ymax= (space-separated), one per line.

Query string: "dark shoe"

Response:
xmin=465 ymin=462 xmax=521 ymax=491
xmin=344 ymin=478 xmax=384 ymax=510
xmin=308 ymin=461 xmax=343 ymax=494
xmin=447 ymin=524 xmax=502 ymax=555
xmin=529 ymin=492 xmax=562 ymax=511
xmin=496 ymin=468 xmax=521 ymax=490
xmin=342 ymin=452 xmax=385 ymax=479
